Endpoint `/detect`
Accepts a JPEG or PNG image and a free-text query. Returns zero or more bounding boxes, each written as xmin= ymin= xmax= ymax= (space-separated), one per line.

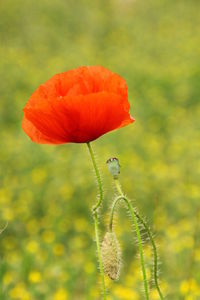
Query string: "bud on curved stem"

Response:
xmin=109 ymin=195 xmax=164 ymax=300
xmin=107 ymin=158 xmax=149 ymax=299
xmin=107 ymin=157 xmax=164 ymax=300
xmin=115 ymin=183 xmax=150 ymax=300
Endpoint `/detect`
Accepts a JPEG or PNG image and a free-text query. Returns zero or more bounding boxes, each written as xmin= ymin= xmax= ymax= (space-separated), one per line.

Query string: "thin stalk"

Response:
xmin=109 ymin=197 xmax=118 ymax=232
xmin=109 ymin=196 xmax=164 ymax=299
xmin=134 ymin=211 xmax=164 ymax=299
xmin=87 ymin=142 xmax=106 ymax=299
xmin=114 ymin=179 xmax=149 ymax=300
xmin=87 ymin=142 xmax=103 ymax=211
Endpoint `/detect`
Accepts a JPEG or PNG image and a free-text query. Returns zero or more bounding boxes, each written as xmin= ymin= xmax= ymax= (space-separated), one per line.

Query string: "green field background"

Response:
xmin=0 ymin=0 xmax=200 ymax=299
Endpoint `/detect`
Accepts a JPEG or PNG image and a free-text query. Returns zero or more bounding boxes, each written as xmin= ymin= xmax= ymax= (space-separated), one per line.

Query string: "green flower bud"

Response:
xmin=101 ymin=231 xmax=121 ymax=280
xmin=106 ymin=157 xmax=120 ymax=179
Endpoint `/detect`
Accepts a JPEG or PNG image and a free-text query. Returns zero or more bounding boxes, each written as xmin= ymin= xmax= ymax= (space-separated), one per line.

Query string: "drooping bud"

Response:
xmin=101 ymin=231 xmax=121 ymax=280
xmin=106 ymin=157 xmax=120 ymax=179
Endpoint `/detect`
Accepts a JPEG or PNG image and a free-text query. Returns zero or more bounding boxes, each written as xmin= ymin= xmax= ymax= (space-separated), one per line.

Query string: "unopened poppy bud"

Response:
xmin=101 ymin=231 xmax=121 ymax=280
xmin=106 ymin=157 xmax=120 ymax=179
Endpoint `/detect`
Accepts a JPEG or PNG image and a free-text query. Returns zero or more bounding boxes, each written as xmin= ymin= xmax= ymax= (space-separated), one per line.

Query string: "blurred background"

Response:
xmin=0 ymin=0 xmax=200 ymax=299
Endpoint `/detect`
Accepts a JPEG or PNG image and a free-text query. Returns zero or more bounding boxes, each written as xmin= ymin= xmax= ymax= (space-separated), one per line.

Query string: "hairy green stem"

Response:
xmin=87 ymin=142 xmax=106 ymax=299
xmin=109 ymin=195 xmax=164 ymax=299
xmin=134 ymin=211 xmax=164 ymax=299
xmin=114 ymin=179 xmax=149 ymax=300
xmin=87 ymin=142 xmax=103 ymax=211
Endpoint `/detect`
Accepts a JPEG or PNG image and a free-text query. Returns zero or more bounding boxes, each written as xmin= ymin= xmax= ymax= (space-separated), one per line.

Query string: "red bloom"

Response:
xmin=22 ymin=66 xmax=134 ymax=144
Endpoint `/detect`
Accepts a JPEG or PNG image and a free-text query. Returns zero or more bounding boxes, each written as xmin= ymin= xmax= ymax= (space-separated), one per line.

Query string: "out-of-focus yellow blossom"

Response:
xmin=9 ymin=283 xmax=30 ymax=300
xmin=28 ymin=271 xmax=42 ymax=283
xmin=104 ymin=276 xmax=113 ymax=289
xmin=149 ymin=288 xmax=160 ymax=299
xmin=185 ymin=296 xmax=195 ymax=300
xmin=180 ymin=279 xmax=200 ymax=295
xmin=113 ymin=286 xmax=139 ymax=299
xmin=3 ymin=272 xmax=14 ymax=286
xmin=89 ymin=287 xmax=99 ymax=299
xmin=26 ymin=240 xmax=39 ymax=253
xmin=53 ymin=288 xmax=68 ymax=300
xmin=166 ymin=225 xmax=179 ymax=239
xmin=180 ymin=280 xmax=190 ymax=295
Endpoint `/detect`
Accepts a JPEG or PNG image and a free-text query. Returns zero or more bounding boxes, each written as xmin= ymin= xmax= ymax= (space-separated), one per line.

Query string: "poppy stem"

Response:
xmin=87 ymin=142 xmax=106 ymax=299
xmin=87 ymin=143 xmax=103 ymax=211
xmin=113 ymin=178 xmax=150 ymax=300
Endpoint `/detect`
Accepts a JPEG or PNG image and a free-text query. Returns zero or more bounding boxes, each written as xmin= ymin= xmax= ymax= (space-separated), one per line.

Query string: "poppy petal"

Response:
xmin=22 ymin=114 xmax=65 ymax=144
xmin=22 ymin=66 xmax=134 ymax=144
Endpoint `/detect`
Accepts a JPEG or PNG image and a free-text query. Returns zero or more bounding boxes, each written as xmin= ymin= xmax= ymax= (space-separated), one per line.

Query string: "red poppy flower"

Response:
xmin=22 ymin=66 xmax=134 ymax=144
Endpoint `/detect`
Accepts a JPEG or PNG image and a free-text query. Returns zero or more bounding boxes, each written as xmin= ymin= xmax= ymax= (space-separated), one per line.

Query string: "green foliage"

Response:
xmin=0 ymin=0 xmax=200 ymax=299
